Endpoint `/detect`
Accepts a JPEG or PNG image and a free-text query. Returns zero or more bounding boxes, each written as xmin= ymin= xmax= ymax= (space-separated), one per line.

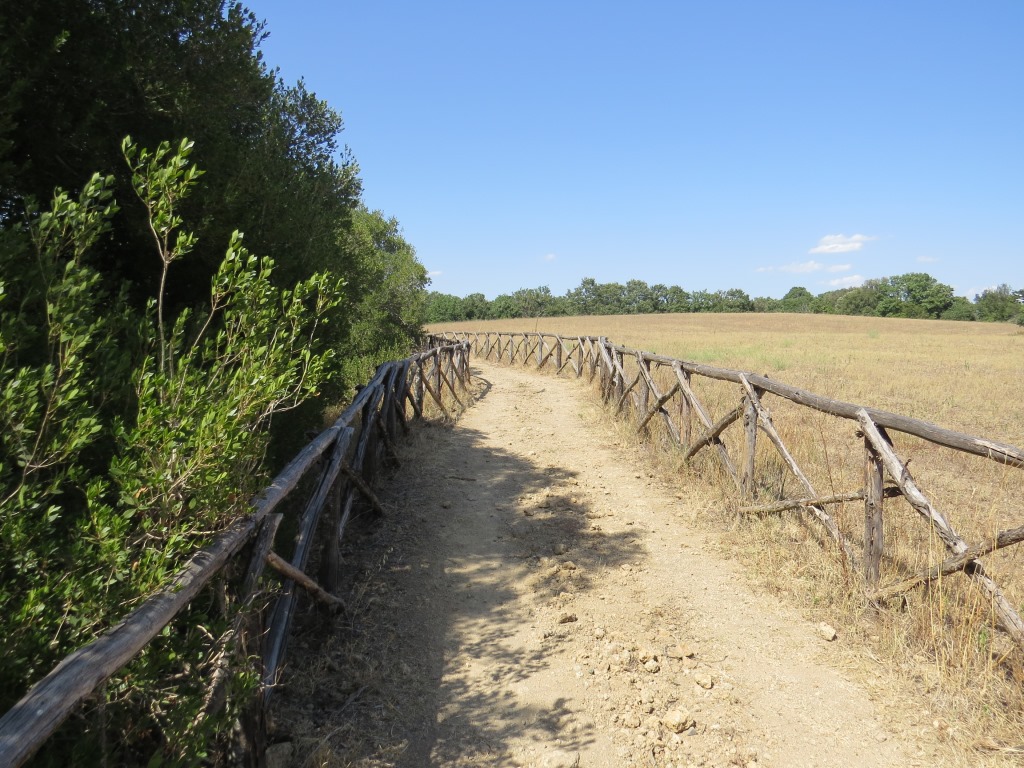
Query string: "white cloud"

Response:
xmin=543 ymin=253 xmax=557 ymax=262
xmin=826 ymin=263 xmax=851 ymax=273
xmin=916 ymin=255 xmax=938 ymax=263
xmin=427 ymin=270 xmax=443 ymax=277
xmin=809 ymin=234 xmax=877 ymax=254
xmin=826 ymin=274 xmax=865 ymax=288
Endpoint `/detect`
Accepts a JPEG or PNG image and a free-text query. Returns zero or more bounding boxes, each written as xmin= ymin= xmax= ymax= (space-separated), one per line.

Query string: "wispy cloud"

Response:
xmin=916 ymin=255 xmax=938 ymax=263
xmin=809 ymin=234 xmax=876 ymax=254
xmin=543 ymin=253 xmax=557 ymax=262
xmin=827 ymin=274 xmax=865 ymax=288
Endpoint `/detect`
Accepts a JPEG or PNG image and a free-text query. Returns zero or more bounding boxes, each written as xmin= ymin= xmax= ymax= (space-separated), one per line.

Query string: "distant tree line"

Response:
xmin=425 ymin=274 xmax=1024 ymax=325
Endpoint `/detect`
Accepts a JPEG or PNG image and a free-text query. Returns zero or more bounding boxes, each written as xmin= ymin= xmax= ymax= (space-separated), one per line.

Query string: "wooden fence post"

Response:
xmin=638 ymin=355 xmax=650 ymax=422
xmin=613 ymin=348 xmax=624 ymax=404
xmin=742 ymin=391 xmax=758 ymax=500
xmin=433 ymin=351 xmax=443 ymax=405
xmin=864 ymin=432 xmax=885 ymax=586
xmin=678 ymin=368 xmax=693 ymax=450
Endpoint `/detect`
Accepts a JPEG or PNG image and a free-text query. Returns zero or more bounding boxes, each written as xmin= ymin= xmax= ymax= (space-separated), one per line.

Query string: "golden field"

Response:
xmin=431 ymin=313 xmax=1024 ymax=446
xmin=431 ymin=313 xmax=1024 ymax=759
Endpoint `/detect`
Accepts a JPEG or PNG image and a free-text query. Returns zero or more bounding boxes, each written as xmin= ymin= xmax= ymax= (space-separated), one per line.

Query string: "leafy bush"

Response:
xmin=0 ymin=138 xmax=342 ymax=763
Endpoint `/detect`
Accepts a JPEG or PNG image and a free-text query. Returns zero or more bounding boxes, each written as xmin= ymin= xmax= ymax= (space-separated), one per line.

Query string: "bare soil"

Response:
xmin=270 ymin=359 xmax=959 ymax=767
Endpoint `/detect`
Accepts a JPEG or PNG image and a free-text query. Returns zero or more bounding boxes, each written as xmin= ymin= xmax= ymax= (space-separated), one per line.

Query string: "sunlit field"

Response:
xmin=431 ymin=313 xmax=1024 ymax=757
xmin=431 ymin=313 xmax=1024 ymax=446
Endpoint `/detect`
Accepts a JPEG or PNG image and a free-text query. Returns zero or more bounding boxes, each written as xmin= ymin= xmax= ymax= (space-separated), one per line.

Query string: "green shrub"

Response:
xmin=0 ymin=138 xmax=342 ymax=764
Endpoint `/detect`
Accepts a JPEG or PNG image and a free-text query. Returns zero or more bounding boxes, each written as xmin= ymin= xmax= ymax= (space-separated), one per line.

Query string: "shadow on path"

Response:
xmin=273 ymin=366 xmax=642 ymax=765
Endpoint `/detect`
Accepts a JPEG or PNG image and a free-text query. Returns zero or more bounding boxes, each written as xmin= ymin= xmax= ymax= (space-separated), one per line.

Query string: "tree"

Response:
xmin=566 ymin=277 xmax=601 ymax=315
xmin=714 ymin=288 xmax=754 ymax=313
xmin=875 ymin=273 xmax=955 ymax=319
xmin=423 ymin=292 xmax=467 ymax=323
xmin=835 ymin=281 xmax=884 ymax=316
xmin=340 ymin=207 xmax=428 ymax=383
xmin=780 ymin=286 xmax=813 ymax=313
xmin=462 ymin=292 xmax=490 ymax=320
xmin=941 ymin=296 xmax=976 ymax=321
xmin=753 ymin=296 xmax=781 ymax=312
xmin=489 ymin=293 xmax=517 ymax=319
xmin=510 ymin=286 xmax=554 ymax=318
xmin=664 ymin=285 xmax=692 ymax=313
xmin=623 ymin=279 xmax=657 ymax=314
xmin=974 ymin=284 xmax=1022 ymax=322
xmin=0 ymin=1 xmax=362 ymax=315
xmin=690 ymin=289 xmax=716 ymax=313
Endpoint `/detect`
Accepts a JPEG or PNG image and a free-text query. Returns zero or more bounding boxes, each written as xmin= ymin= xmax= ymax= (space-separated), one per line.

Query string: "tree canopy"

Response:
xmin=425 ymin=274 xmax=1023 ymax=324
xmin=0 ymin=3 xmax=429 ymax=761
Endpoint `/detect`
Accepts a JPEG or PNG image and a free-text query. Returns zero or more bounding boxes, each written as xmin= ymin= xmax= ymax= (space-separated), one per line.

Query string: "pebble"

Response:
xmin=662 ymin=709 xmax=696 ymax=734
xmin=540 ymin=748 xmax=580 ymax=768
xmin=694 ymin=671 xmax=714 ymax=689
xmin=816 ymin=622 xmax=838 ymax=642
xmin=666 ymin=644 xmax=695 ymax=659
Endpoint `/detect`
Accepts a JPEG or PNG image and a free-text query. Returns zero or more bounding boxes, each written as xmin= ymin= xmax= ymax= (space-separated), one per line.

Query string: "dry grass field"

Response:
xmin=430 ymin=313 xmax=1024 ymax=755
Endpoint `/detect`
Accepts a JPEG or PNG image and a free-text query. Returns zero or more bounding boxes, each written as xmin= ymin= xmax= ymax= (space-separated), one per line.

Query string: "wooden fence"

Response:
xmin=431 ymin=330 xmax=1024 ymax=650
xmin=0 ymin=340 xmax=471 ymax=768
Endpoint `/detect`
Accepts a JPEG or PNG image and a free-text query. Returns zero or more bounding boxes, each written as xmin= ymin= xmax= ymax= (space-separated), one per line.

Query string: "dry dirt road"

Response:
xmin=273 ymin=358 xmax=953 ymax=768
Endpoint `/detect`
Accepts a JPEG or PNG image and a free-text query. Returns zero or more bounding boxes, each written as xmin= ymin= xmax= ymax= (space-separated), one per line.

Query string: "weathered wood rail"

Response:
xmin=0 ymin=340 xmax=471 ymax=768
xmin=432 ymin=330 xmax=1024 ymax=649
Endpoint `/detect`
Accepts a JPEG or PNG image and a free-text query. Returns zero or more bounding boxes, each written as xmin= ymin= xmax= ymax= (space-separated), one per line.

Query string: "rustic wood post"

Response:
xmin=638 ymin=355 xmax=651 ymax=423
xmin=613 ymin=348 xmax=624 ymax=404
xmin=857 ymin=409 xmax=1024 ymax=648
xmin=677 ymin=366 xmax=692 ymax=449
xmin=433 ymin=351 xmax=443 ymax=406
xmin=555 ymin=336 xmax=563 ymax=372
xmin=863 ymin=431 xmax=885 ymax=586
xmin=414 ymin=361 xmax=425 ymax=416
xmin=742 ymin=391 xmax=758 ymax=500
xmin=321 ymin=474 xmax=344 ymax=594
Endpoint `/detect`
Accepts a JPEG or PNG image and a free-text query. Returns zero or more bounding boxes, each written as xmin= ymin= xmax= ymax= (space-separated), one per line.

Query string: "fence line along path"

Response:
xmin=433 ymin=330 xmax=1024 ymax=654
xmin=0 ymin=340 xmax=471 ymax=768
xmin=289 ymin=355 xmax=929 ymax=766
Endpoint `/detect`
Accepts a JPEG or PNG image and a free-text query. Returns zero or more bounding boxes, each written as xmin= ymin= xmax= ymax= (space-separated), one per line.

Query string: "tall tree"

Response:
xmin=975 ymin=284 xmax=1022 ymax=322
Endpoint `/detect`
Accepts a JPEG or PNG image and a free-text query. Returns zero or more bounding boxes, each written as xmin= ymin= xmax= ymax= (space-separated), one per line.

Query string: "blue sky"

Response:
xmin=243 ymin=1 xmax=1022 ymax=300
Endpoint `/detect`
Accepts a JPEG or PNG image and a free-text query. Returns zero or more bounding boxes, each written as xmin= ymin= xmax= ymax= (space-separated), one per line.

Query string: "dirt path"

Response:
xmin=273 ymin=359 xmax=946 ymax=767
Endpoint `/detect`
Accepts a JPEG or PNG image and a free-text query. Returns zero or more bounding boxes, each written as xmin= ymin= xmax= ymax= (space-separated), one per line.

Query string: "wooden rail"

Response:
xmin=0 ymin=340 xmax=471 ymax=768
xmin=433 ymin=330 xmax=1024 ymax=650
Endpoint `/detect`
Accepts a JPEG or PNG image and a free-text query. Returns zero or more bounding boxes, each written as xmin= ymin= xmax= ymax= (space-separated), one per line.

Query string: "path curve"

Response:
xmin=274 ymin=358 xmax=940 ymax=767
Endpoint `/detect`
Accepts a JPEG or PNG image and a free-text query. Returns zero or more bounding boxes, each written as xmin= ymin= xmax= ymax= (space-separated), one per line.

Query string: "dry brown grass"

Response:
xmin=431 ymin=313 xmax=1024 ymax=760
